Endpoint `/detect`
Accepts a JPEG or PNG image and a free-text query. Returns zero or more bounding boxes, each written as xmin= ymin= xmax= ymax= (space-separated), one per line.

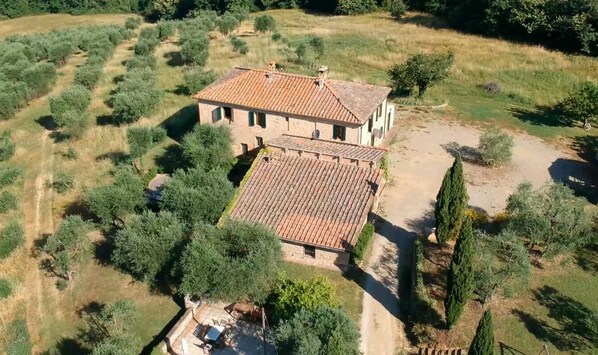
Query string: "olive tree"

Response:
xmin=254 ymin=15 xmax=276 ymax=33
xmin=178 ymin=221 xmax=282 ymax=302
xmin=112 ymin=211 xmax=186 ymax=282
xmin=388 ymin=51 xmax=454 ymax=97
xmin=181 ymin=125 xmax=235 ymax=170
xmin=43 ymin=215 xmax=90 ymax=283
xmin=217 ymin=13 xmax=240 ymax=36
xmin=558 ymin=81 xmax=598 ymax=130
xmin=505 ymin=181 xmax=596 ymax=259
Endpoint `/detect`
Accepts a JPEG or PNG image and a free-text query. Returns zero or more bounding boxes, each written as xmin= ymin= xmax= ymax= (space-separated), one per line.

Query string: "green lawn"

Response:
xmin=280 ymin=262 xmax=363 ymax=324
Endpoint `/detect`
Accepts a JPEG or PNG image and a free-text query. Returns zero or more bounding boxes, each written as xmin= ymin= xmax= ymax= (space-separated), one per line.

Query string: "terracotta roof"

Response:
xmin=268 ymin=135 xmax=386 ymax=163
xmin=193 ymin=68 xmax=391 ymax=126
xmin=228 ymin=153 xmax=382 ymax=251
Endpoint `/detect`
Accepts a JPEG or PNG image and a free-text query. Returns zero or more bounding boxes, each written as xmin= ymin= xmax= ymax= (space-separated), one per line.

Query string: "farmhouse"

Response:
xmin=193 ymin=62 xmax=395 ymax=156
xmin=222 ymin=135 xmax=386 ymax=270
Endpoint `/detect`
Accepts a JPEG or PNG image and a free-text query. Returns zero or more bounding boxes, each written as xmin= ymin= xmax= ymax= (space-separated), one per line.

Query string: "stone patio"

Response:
xmin=169 ymin=302 xmax=275 ymax=355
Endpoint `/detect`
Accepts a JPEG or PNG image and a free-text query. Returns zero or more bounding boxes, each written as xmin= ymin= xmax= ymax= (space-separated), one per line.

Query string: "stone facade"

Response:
xmin=197 ymin=99 xmax=394 ymax=156
xmin=281 ymin=240 xmax=351 ymax=271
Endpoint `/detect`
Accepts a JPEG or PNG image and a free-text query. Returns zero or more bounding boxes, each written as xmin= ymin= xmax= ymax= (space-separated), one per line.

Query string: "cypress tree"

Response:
xmin=448 ymin=155 xmax=468 ymax=241
xmin=435 ymin=166 xmax=452 ymax=243
xmin=444 ymin=217 xmax=475 ymax=328
xmin=468 ymin=309 xmax=495 ymax=355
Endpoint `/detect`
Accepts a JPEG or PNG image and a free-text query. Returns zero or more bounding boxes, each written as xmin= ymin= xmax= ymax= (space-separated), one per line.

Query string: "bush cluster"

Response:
xmin=127 ymin=126 xmax=167 ymax=159
xmin=0 ymin=221 xmax=25 ymax=259
xmin=351 ymin=222 xmax=374 ymax=264
xmin=230 ymin=36 xmax=249 ymax=55
xmin=478 ymin=127 xmax=514 ymax=167
xmin=125 ymin=17 xmax=141 ymax=30
xmin=112 ymin=68 xmax=163 ymax=124
xmin=49 ymin=85 xmax=92 ymax=138
xmin=157 ymin=21 xmax=176 ymax=40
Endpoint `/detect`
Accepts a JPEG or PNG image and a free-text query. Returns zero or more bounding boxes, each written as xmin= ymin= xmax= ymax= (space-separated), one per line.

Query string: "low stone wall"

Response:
xmin=160 ymin=301 xmax=201 ymax=354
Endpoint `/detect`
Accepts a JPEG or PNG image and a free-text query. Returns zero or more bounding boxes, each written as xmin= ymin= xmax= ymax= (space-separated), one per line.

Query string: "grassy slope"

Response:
xmin=423 ymin=244 xmax=598 ymax=354
xmin=1 ymin=9 xmax=597 ymax=352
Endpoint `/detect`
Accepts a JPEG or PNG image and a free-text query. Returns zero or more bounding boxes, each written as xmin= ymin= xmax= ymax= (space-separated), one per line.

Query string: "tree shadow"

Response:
xmin=96 ymin=114 xmax=116 ymax=126
xmin=40 ymin=337 xmax=91 ymax=355
xmin=154 ymin=143 xmax=187 ymax=174
xmin=158 ymin=104 xmax=198 ymax=142
xmin=62 ymin=199 xmax=100 ymax=224
xmin=396 ymin=13 xmax=449 ymax=29
xmin=163 ymin=51 xmax=184 ymax=66
xmin=96 ymin=151 xmax=130 ymax=165
xmin=547 ymin=157 xmax=598 ymax=203
xmin=570 ymin=134 xmax=598 ymax=164
xmin=404 ymin=202 xmax=435 ymax=236
xmin=441 ymin=141 xmax=481 ymax=165
xmin=574 ymin=245 xmax=598 ymax=275
xmin=509 ymin=106 xmax=567 ymax=127
xmin=36 ymin=115 xmax=69 ymax=142
xmin=498 ymin=342 xmax=527 ymax=355
xmin=512 ymin=285 xmax=597 ymax=352
xmin=140 ymin=302 xmax=186 ymax=355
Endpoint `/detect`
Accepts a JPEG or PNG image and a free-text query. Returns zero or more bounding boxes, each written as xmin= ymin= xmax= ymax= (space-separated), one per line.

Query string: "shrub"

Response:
xmin=51 ymin=171 xmax=74 ymax=193
xmin=351 ymin=222 xmax=374 ymax=263
xmin=0 ymin=82 xmax=29 ymax=119
xmin=390 ymin=0 xmax=407 ymax=19
xmin=74 ymin=64 xmax=103 ymax=90
xmin=134 ymin=38 xmax=158 ymax=56
xmin=0 ymin=221 xmax=24 ymax=259
xmin=125 ymin=54 xmax=156 ymax=70
xmin=125 ymin=17 xmax=141 ymax=30
xmin=151 ymin=126 xmax=167 ymax=143
xmin=21 ymin=63 xmax=57 ymax=99
xmin=484 ymin=81 xmax=502 ymax=94
xmin=139 ymin=27 xmax=159 ymax=41
xmin=478 ymin=127 xmax=514 ymax=167
xmin=157 ymin=21 xmax=176 ymax=40
xmin=87 ymin=38 xmax=114 ymax=61
xmin=254 ymin=15 xmax=276 ymax=33
xmin=269 ymin=274 xmax=339 ymax=322
xmin=0 ymin=166 xmax=23 ymax=187
xmin=336 ymin=0 xmax=377 ymax=15
xmin=0 ymin=278 xmax=11 ymax=298
xmin=0 ymin=131 xmax=15 ymax=161
xmin=112 ymin=68 xmax=162 ymax=124
xmin=127 ymin=127 xmax=153 ymax=159
xmin=466 ymin=208 xmax=489 ymax=228
xmin=230 ymin=36 xmax=248 ymax=54
xmin=48 ymin=40 xmax=76 ymax=66
xmin=272 ymin=32 xmax=282 ymax=41
xmin=4 ymin=319 xmax=32 ymax=355
xmin=64 ymin=147 xmax=78 ymax=160
xmin=309 ymin=35 xmax=325 ymax=59
xmin=217 ymin=13 xmax=240 ymax=35
xmin=49 ymin=85 xmax=92 ymax=127
xmin=182 ymin=67 xmax=217 ymax=95
xmin=180 ymin=36 xmax=209 ymax=66
xmin=0 ymin=191 xmax=18 ymax=214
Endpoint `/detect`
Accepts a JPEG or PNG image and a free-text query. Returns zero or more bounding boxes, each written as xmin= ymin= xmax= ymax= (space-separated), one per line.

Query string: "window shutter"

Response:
xmin=333 ymin=126 xmax=338 ymax=139
xmin=341 ymin=127 xmax=346 ymax=141
xmin=262 ymin=115 xmax=267 ymax=128
xmin=217 ymin=107 xmax=222 ymax=120
xmin=248 ymin=111 xmax=255 ymax=126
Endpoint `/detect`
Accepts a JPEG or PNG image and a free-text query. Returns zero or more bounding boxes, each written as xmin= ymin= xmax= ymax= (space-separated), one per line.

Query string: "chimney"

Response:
xmin=317 ymin=66 xmax=328 ymax=88
xmin=266 ymin=61 xmax=276 ymax=78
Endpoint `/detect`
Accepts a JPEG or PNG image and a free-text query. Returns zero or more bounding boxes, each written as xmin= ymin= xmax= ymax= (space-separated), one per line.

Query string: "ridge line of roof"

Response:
xmin=270 ymin=134 xmax=388 ymax=153
xmin=322 ymin=80 xmax=361 ymax=124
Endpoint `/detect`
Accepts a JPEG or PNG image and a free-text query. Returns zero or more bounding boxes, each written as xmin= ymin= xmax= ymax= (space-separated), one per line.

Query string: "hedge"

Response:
xmin=351 ymin=222 xmax=375 ymax=264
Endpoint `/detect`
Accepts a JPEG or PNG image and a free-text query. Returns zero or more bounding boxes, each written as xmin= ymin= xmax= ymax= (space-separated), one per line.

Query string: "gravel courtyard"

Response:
xmin=359 ymin=115 xmax=598 ymax=354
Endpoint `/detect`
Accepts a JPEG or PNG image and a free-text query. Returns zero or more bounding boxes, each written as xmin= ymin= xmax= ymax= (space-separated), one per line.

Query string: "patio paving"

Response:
xmin=170 ymin=302 xmax=275 ymax=355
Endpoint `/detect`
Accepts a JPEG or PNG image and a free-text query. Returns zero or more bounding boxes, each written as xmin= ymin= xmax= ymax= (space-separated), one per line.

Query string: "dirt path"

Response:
xmin=359 ymin=115 xmax=597 ymax=354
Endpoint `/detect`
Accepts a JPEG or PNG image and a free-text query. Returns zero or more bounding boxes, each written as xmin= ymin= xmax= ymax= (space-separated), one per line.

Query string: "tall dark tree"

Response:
xmin=448 ymin=154 xmax=468 ymax=240
xmin=435 ymin=155 xmax=468 ymax=243
xmin=444 ymin=217 xmax=475 ymax=328
xmin=468 ymin=309 xmax=495 ymax=355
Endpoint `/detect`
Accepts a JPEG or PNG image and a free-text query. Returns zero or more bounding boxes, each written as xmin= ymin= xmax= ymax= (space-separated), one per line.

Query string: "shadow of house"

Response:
xmin=441 ymin=141 xmax=481 ymax=165
xmin=512 ymin=285 xmax=597 ymax=352
xmin=159 ymin=104 xmax=198 ymax=142
xmin=509 ymin=106 xmax=567 ymax=127
xmin=548 ymin=157 xmax=598 ymax=203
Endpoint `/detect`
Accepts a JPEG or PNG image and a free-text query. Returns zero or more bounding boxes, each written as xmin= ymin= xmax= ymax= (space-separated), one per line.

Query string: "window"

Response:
xmin=256 ymin=112 xmax=266 ymax=128
xmin=303 ymin=245 xmax=316 ymax=258
xmin=368 ymin=117 xmax=373 ymax=133
xmin=256 ymin=136 xmax=264 ymax=147
xmin=212 ymin=107 xmax=222 ymax=123
xmin=248 ymin=111 xmax=255 ymax=126
xmin=377 ymin=104 xmax=382 ymax=120
xmin=333 ymin=125 xmax=346 ymax=141
xmin=223 ymin=106 xmax=232 ymax=120
xmin=285 ymin=117 xmax=289 ymax=130
xmin=241 ymin=143 xmax=248 ymax=154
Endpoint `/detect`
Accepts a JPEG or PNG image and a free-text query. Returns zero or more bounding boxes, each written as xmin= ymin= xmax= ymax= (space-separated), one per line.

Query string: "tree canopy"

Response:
xmin=177 ymin=221 xmax=282 ymax=302
xmin=388 ymin=51 xmax=454 ymax=97
xmin=274 ymin=307 xmax=360 ymax=355
xmin=558 ymin=81 xmax=598 ymax=129
xmin=505 ymin=181 xmax=596 ymax=259
xmin=468 ymin=309 xmax=495 ymax=355
xmin=181 ymin=124 xmax=235 ymax=171
xmin=435 ymin=155 xmax=468 ymax=243
xmin=112 ymin=210 xmax=186 ymax=282
xmin=43 ymin=215 xmax=89 ymax=283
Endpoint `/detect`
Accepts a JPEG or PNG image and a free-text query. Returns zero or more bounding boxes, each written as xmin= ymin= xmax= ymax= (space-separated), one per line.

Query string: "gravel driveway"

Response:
xmin=359 ymin=116 xmax=597 ymax=354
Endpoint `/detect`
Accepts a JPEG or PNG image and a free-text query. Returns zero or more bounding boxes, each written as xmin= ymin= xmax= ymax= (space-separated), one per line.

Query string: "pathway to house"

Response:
xmin=358 ymin=114 xmax=597 ymax=354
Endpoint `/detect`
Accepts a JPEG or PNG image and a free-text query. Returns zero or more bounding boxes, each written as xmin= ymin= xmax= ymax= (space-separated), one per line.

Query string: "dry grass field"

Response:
xmin=0 ymin=9 xmax=596 ymax=353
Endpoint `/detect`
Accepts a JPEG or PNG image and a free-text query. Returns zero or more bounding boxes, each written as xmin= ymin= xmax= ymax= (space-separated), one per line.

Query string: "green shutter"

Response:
xmin=341 ymin=127 xmax=346 ymax=141
xmin=261 ymin=115 xmax=267 ymax=128
xmin=217 ymin=107 xmax=222 ymax=120
xmin=248 ymin=111 xmax=255 ymax=126
xmin=333 ymin=126 xmax=338 ymax=139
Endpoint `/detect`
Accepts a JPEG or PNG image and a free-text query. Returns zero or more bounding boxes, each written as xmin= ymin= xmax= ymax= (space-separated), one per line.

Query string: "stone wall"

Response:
xmin=281 ymin=241 xmax=350 ymax=271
